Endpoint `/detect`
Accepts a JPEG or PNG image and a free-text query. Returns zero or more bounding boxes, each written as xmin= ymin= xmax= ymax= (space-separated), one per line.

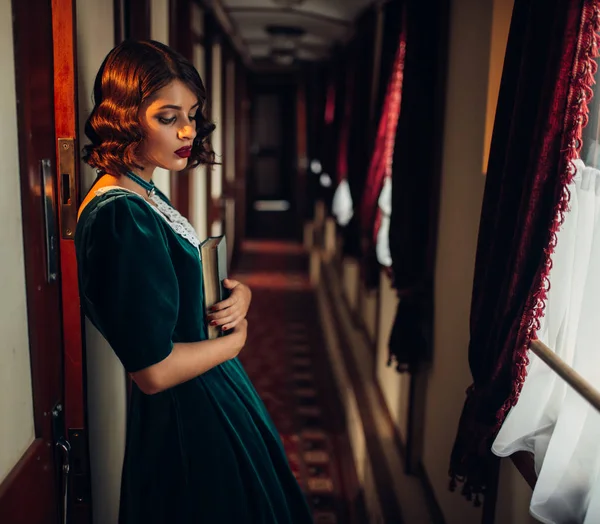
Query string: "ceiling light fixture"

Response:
xmin=265 ymin=25 xmax=306 ymax=66
xmin=272 ymin=0 xmax=306 ymax=7
xmin=271 ymin=49 xmax=296 ymax=66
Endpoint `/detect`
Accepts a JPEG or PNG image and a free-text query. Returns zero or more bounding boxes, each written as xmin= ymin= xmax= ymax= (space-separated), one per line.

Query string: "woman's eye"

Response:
xmin=189 ymin=114 xmax=198 ymax=122
xmin=158 ymin=116 xmax=176 ymax=125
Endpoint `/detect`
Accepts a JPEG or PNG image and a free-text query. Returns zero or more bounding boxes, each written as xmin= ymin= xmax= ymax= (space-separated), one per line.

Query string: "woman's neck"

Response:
xmin=94 ymin=169 xmax=154 ymax=199
xmin=128 ymin=166 xmax=155 ymax=183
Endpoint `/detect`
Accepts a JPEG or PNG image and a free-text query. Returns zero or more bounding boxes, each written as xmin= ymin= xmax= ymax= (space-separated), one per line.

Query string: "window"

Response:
xmin=492 ymin=56 xmax=600 ymax=524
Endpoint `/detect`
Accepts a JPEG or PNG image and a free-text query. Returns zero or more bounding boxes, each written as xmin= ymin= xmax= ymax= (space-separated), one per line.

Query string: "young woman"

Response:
xmin=75 ymin=40 xmax=313 ymax=523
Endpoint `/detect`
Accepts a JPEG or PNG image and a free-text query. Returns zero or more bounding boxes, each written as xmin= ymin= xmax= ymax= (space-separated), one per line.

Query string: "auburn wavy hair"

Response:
xmin=83 ymin=39 xmax=216 ymax=175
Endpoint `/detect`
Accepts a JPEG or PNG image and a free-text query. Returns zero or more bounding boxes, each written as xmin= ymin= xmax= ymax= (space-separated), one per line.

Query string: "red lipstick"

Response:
xmin=175 ymin=146 xmax=192 ymax=158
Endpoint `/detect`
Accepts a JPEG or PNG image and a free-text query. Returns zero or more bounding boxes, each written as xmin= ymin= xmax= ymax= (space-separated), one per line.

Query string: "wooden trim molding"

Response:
xmin=322 ymin=260 xmax=446 ymax=524
xmin=322 ymin=267 xmax=405 ymax=523
xmin=114 ymin=0 xmax=124 ymax=43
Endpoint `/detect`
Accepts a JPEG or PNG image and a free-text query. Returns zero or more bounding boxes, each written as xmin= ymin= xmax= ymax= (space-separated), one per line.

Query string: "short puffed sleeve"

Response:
xmin=75 ymin=193 xmax=179 ymax=373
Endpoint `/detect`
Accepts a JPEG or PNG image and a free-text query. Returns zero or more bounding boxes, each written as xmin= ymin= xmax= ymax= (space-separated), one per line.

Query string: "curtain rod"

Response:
xmin=530 ymin=339 xmax=600 ymax=414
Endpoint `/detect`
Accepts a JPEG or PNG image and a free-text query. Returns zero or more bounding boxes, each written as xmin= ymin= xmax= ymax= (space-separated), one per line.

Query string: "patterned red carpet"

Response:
xmin=233 ymin=240 xmax=364 ymax=524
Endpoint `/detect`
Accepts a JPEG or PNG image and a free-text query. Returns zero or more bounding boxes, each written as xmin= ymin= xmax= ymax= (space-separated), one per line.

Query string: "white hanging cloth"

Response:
xmin=332 ymin=179 xmax=354 ymax=227
xmin=492 ymin=159 xmax=600 ymax=523
xmin=376 ymin=177 xmax=393 ymax=267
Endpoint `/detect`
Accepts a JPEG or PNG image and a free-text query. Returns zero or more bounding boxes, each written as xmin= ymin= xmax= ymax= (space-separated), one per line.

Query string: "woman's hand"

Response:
xmin=207 ymin=279 xmax=252 ymax=332
xmin=227 ymin=319 xmax=248 ymax=359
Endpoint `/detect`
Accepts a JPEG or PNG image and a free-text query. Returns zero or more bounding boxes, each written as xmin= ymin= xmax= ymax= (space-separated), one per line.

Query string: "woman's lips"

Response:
xmin=175 ymin=146 xmax=192 ymax=158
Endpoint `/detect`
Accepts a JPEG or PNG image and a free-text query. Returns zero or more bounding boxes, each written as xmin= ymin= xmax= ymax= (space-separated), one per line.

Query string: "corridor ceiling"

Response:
xmin=220 ymin=0 xmax=377 ymax=63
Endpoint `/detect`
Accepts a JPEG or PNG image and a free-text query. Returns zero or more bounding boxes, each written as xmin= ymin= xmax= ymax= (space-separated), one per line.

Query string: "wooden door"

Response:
xmin=0 ymin=0 xmax=62 ymax=522
xmin=0 ymin=0 xmax=88 ymax=523
xmin=0 ymin=1 xmax=90 ymax=523
xmin=247 ymin=79 xmax=297 ymax=238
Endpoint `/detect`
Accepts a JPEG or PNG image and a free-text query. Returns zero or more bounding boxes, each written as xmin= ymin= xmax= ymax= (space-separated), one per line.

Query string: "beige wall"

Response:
xmin=375 ymin=273 xmax=410 ymax=443
xmin=76 ymin=2 xmax=127 ymax=523
xmin=360 ymin=282 xmax=378 ymax=343
xmin=150 ymin=0 xmax=169 ymax=45
xmin=423 ymin=0 xmax=492 ymax=522
xmin=0 ymin=0 xmax=35 ymax=485
xmin=495 ymin=459 xmax=537 ymax=524
xmin=342 ymin=258 xmax=360 ymax=311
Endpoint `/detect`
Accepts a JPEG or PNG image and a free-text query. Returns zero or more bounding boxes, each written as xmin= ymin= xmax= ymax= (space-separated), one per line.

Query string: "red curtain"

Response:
xmin=360 ymin=24 xmax=406 ymax=244
xmin=324 ymin=78 xmax=336 ymax=126
xmin=386 ymin=0 xmax=449 ymax=370
xmin=320 ymin=59 xmax=345 ymax=207
xmin=336 ymin=66 xmax=355 ymax=185
xmin=343 ymin=8 xmax=379 ymax=258
xmin=449 ymin=0 xmax=600 ymax=502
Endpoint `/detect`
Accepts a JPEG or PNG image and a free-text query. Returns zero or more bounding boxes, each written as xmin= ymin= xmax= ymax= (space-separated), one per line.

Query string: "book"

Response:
xmin=200 ymin=235 xmax=229 ymax=339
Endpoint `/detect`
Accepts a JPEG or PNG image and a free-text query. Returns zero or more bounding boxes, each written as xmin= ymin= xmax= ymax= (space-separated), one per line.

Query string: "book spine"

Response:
xmin=217 ymin=237 xmax=229 ymax=301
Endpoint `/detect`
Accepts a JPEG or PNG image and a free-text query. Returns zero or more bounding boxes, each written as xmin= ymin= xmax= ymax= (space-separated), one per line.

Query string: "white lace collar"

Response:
xmin=94 ymin=186 xmax=201 ymax=250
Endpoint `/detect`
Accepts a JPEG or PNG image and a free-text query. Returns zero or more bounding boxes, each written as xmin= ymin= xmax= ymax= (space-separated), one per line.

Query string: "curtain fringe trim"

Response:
xmin=448 ymin=1 xmax=600 ymax=503
xmin=507 ymin=0 xmax=600 ymax=442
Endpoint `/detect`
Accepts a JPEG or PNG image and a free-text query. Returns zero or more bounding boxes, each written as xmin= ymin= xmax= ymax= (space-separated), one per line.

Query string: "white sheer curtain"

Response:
xmin=492 ymin=159 xmax=600 ymax=523
xmin=332 ymin=179 xmax=354 ymax=226
xmin=376 ymin=177 xmax=393 ymax=267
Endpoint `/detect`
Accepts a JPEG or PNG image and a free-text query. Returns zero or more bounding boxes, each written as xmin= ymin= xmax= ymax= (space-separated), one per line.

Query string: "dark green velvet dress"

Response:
xmin=75 ymin=187 xmax=313 ymax=524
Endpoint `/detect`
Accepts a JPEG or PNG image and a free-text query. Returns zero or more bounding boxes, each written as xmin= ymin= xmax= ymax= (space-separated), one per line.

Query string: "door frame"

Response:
xmin=52 ymin=0 xmax=93 ymax=521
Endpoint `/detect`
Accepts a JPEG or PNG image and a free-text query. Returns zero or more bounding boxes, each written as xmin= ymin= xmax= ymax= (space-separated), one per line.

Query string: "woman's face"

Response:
xmin=137 ymin=79 xmax=199 ymax=173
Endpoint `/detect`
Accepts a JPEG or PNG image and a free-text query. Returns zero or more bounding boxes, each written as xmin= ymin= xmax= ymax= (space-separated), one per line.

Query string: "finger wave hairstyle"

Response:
xmin=83 ymin=39 xmax=216 ymax=175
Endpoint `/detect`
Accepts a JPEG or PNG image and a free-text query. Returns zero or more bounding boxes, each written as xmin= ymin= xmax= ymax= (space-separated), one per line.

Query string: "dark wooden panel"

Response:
xmin=203 ymin=9 xmax=217 ymax=228
xmin=126 ymin=0 xmax=150 ymax=40
xmin=295 ymin=79 xmax=307 ymax=237
xmin=114 ymin=0 xmax=124 ymax=43
xmin=169 ymin=0 xmax=193 ymax=219
xmin=0 ymin=441 xmax=58 ymax=524
xmin=233 ymin=61 xmax=249 ymax=267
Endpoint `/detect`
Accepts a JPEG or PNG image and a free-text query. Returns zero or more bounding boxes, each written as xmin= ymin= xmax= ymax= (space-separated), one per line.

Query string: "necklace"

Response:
xmin=123 ymin=171 xmax=156 ymax=198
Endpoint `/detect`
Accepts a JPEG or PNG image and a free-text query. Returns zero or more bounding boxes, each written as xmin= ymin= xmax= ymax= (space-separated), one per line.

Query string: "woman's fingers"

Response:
xmin=209 ymin=312 xmax=237 ymax=327
xmin=210 ymin=294 xmax=237 ymax=312
xmin=208 ymin=304 xmax=239 ymax=322
xmin=222 ymin=316 xmax=243 ymax=332
xmin=223 ymin=278 xmax=241 ymax=289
